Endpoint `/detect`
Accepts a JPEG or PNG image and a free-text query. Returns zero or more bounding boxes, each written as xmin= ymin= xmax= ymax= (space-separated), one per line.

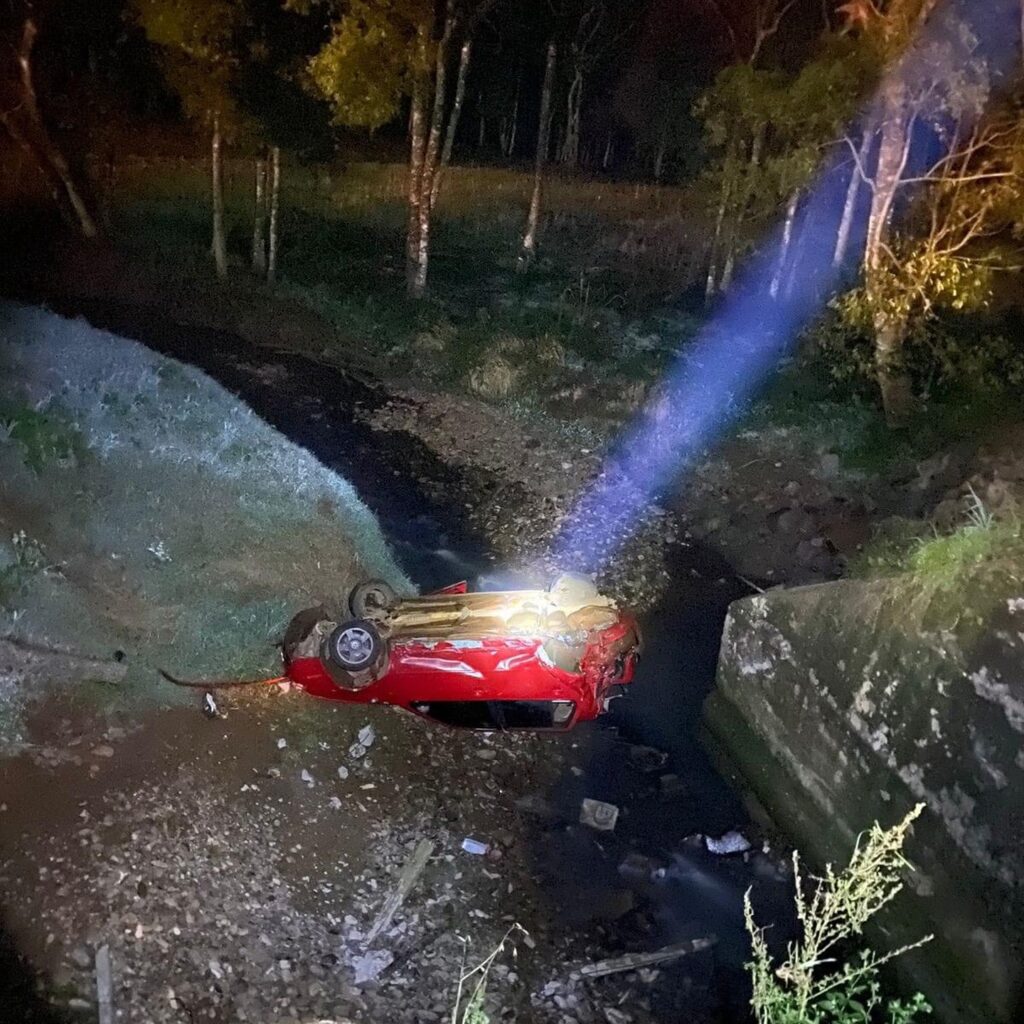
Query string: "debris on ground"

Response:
xmin=566 ymin=938 xmax=718 ymax=982
xmin=461 ymin=837 xmax=490 ymax=855
xmin=579 ymin=798 xmax=620 ymax=832
xmin=704 ymin=830 xmax=752 ymax=855
xmin=365 ymin=838 xmax=435 ymax=946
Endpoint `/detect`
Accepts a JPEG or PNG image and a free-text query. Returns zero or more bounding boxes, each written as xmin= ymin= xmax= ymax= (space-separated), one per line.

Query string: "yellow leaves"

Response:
xmin=305 ymin=0 xmax=434 ymax=130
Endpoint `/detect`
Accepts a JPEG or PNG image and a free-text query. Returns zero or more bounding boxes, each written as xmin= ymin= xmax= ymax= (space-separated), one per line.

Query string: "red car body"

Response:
xmin=284 ymin=581 xmax=640 ymax=731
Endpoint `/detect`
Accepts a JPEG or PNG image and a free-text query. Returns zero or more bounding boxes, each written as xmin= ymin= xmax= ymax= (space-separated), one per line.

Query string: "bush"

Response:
xmin=745 ymin=805 xmax=932 ymax=1024
xmin=806 ymin=293 xmax=1024 ymax=402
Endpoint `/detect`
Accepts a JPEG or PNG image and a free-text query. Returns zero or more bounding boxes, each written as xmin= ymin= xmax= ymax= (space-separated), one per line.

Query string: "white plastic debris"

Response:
xmin=328 ymin=796 xmax=342 ymax=810
xmin=276 ymin=737 xmax=287 ymax=749
xmin=337 ymin=765 xmax=349 ymax=780
xmin=358 ymin=724 xmax=375 ymax=748
xmin=300 ymin=769 xmax=314 ymax=786
xmin=580 ymin=798 xmax=619 ymax=832
xmin=461 ymin=837 xmax=490 ymax=855
xmin=704 ymin=830 xmax=751 ymax=855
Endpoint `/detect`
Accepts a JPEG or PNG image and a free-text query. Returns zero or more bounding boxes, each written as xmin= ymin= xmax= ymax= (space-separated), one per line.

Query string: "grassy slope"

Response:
xmin=0 ymin=301 xmax=411 ymax=741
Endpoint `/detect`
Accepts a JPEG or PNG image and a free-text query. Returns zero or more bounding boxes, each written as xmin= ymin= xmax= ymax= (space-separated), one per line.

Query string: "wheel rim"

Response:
xmin=336 ymin=625 xmax=375 ymax=667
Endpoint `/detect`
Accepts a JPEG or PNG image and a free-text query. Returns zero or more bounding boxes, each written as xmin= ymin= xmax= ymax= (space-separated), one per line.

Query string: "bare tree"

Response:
xmin=267 ymin=145 xmax=281 ymax=284
xmin=210 ymin=111 xmax=228 ymax=281
xmin=252 ymin=148 xmax=268 ymax=274
xmin=0 ymin=4 xmax=98 ymax=237
xmin=700 ymin=0 xmax=798 ymax=301
xmin=518 ymin=39 xmax=557 ymax=272
xmin=833 ymin=127 xmax=874 ymax=268
xmin=557 ymin=1 xmax=616 ymax=170
xmin=406 ymin=0 xmax=499 ymax=298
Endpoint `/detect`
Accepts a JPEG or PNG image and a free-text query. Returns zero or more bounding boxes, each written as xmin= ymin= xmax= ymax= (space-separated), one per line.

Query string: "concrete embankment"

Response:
xmin=708 ymin=573 xmax=1024 ymax=1024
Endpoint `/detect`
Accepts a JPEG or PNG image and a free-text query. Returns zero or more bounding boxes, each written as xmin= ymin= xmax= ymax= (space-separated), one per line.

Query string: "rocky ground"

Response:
xmin=365 ymin=383 xmax=1022 ymax=597
xmin=1 ymin=683 xmax=763 ymax=1024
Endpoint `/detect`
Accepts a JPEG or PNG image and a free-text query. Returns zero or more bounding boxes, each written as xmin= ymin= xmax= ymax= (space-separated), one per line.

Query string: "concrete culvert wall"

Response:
xmin=707 ymin=574 xmax=1024 ymax=1024
xmin=0 ymin=302 xmax=411 ymax=742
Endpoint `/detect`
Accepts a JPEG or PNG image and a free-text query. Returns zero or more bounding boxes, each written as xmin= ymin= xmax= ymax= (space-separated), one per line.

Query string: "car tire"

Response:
xmin=325 ymin=619 xmax=386 ymax=674
xmin=349 ymin=579 xmax=398 ymax=620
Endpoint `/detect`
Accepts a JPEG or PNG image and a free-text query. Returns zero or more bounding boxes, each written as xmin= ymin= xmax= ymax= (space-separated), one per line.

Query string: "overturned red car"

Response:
xmin=280 ymin=575 xmax=641 ymax=731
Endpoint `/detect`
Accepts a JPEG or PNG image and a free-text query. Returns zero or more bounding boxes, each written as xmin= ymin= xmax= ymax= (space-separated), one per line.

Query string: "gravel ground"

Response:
xmin=1 ymin=689 xmax=726 ymax=1024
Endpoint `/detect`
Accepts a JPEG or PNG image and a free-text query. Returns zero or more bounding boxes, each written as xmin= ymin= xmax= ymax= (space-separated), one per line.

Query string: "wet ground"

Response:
xmin=1 ymin=251 xmax=796 ymax=1020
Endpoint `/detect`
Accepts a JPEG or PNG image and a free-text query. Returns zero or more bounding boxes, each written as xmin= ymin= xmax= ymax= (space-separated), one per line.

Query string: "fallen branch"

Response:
xmin=365 ymin=839 xmax=435 ymax=947
xmin=567 ymin=937 xmax=717 ymax=982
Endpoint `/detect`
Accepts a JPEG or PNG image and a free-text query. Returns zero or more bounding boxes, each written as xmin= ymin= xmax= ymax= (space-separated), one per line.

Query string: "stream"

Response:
xmin=9 ymin=292 xmax=795 ymax=1021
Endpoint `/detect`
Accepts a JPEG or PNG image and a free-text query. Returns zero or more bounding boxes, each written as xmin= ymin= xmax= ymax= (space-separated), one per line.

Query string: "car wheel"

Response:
xmin=349 ymin=579 xmax=398 ymax=620
xmin=325 ymin=618 xmax=385 ymax=673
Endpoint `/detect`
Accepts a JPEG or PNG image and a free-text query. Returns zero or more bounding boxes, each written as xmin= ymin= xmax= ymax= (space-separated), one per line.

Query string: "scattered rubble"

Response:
xmin=704 ymin=830 xmax=752 ymax=855
xmin=579 ymin=798 xmax=620 ymax=832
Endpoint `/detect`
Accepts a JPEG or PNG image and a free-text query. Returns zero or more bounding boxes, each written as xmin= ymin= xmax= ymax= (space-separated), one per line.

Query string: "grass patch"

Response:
xmin=105 ymin=158 xmax=706 ymax=422
xmin=0 ymin=531 xmax=48 ymax=610
xmin=851 ymin=489 xmax=1024 ymax=593
xmin=0 ymin=399 xmax=86 ymax=473
xmin=744 ymin=362 xmax=1024 ymax=476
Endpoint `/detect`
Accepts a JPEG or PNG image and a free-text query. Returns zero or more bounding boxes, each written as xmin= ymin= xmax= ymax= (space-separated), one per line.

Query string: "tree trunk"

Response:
xmin=211 ymin=112 xmax=228 ymax=281
xmin=704 ymin=168 xmax=732 ymax=304
xmin=833 ymin=129 xmax=871 ymax=269
xmin=431 ymin=37 xmax=472 ymax=209
xmin=506 ymin=84 xmax=519 ymax=157
xmin=864 ymin=88 xmax=912 ymax=422
xmin=267 ymin=146 xmax=281 ymax=284
xmin=653 ymin=132 xmax=667 ymax=183
xmin=1 ymin=16 xmax=98 ymax=238
xmin=875 ymin=314 xmax=914 ymax=425
xmin=559 ymin=69 xmax=583 ymax=169
xmin=518 ymin=40 xmax=557 ymax=273
xmin=252 ymin=150 xmax=268 ymax=274
xmin=718 ymin=125 xmax=765 ymax=295
xmin=409 ymin=10 xmax=456 ymax=299
xmin=405 ymin=26 xmax=430 ymax=298
xmin=770 ymin=190 xmax=800 ymax=299
xmin=602 ymin=132 xmax=614 ymax=171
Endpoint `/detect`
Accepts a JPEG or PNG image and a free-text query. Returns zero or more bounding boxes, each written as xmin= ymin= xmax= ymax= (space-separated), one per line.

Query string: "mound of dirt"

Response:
xmin=0 ymin=301 xmax=411 ymax=742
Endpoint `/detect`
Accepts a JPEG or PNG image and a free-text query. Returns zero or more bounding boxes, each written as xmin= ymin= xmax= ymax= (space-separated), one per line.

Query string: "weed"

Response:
xmin=745 ymin=804 xmax=932 ymax=1024
xmin=852 ymin=491 xmax=1023 ymax=588
xmin=0 ymin=400 xmax=85 ymax=473
xmin=451 ymin=923 xmax=527 ymax=1024
xmin=0 ymin=531 xmax=49 ymax=609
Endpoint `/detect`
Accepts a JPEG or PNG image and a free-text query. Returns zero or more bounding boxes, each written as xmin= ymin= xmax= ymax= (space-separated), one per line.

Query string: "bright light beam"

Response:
xmin=552 ymin=0 xmax=1019 ymax=576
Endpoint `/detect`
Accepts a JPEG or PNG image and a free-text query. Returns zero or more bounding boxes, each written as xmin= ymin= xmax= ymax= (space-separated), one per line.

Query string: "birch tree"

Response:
xmin=309 ymin=0 xmax=500 ymax=298
xmin=518 ymin=39 xmax=556 ymax=272
xmin=840 ymin=0 xmax=995 ymax=421
xmin=132 ymin=0 xmax=245 ymax=281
